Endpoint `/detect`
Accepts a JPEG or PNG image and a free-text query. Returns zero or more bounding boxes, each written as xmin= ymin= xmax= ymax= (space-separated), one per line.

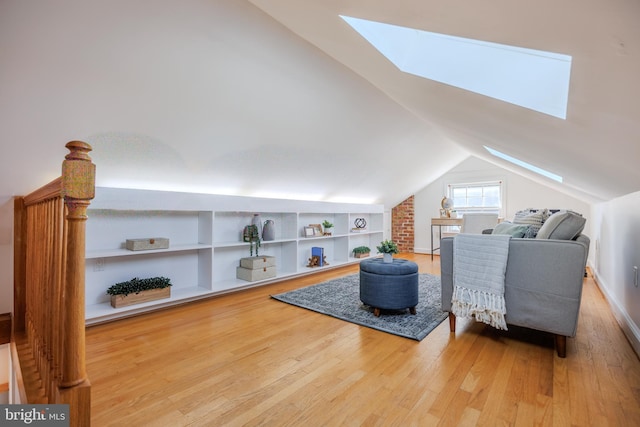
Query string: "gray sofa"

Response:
xmin=440 ymin=234 xmax=590 ymax=357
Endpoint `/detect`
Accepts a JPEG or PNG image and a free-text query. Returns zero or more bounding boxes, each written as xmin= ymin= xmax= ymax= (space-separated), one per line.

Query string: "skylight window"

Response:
xmin=340 ymin=15 xmax=572 ymax=119
xmin=484 ymin=146 xmax=563 ymax=183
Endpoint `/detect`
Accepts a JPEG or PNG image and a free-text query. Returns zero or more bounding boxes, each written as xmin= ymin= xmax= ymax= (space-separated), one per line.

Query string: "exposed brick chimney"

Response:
xmin=392 ymin=195 xmax=414 ymax=252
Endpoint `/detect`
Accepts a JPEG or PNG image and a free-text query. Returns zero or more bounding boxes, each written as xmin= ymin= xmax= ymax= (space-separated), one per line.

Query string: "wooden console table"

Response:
xmin=430 ymin=217 xmax=463 ymax=260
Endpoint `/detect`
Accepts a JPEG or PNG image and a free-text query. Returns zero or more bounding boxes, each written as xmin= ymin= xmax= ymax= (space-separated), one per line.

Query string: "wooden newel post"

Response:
xmin=60 ymin=141 xmax=95 ymax=388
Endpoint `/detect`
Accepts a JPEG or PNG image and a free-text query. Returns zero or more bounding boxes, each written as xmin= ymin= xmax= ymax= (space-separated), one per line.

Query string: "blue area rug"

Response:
xmin=271 ymin=273 xmax=447 ymax=341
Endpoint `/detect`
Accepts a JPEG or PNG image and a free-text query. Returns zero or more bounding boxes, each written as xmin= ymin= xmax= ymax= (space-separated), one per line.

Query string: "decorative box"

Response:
xmin=125 ymin=238 xmax=169 ymax=251
xmin=239 ymin=256 xmax=276 ymax=269
xmin=236 ymin=256 xmax=277 ymax=281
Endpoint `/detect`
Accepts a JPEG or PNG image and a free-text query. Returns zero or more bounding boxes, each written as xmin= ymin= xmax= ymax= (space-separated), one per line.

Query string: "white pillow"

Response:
xmin=513 ymin=209 xmax=548 ymax=237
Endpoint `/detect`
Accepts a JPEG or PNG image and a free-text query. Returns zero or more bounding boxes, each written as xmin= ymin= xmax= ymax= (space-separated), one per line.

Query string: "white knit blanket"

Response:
xmin=452 ymin=234 xmax=511 ymax=330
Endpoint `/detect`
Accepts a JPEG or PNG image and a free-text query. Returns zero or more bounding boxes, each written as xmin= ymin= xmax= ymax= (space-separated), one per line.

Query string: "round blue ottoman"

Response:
xmin=359 ymin=258 xmax=419 ymax=317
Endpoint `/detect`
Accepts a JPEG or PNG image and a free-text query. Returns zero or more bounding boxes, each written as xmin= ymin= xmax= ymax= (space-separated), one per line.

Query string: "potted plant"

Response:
xmin=107 ymin=276 xmax=172 ymax=308
xmin=322 ymin=220 xmax=334 ymax=236
xmin=376 ymin=239 xmax=399 ymax=263
xmin=244 ymin=224 xmax=261 ymax=256
xmin=353 ymin=246 xmax=371 ymax=258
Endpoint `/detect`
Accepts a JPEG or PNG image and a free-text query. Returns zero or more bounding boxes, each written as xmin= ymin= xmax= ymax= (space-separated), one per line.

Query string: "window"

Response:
xmin=484 ymin=146 xmax=563 ymax=183
xmin=340 ymin=15 xmax=572 ymax=119
xmin=449 ymin=181 xmax=502 ymax=216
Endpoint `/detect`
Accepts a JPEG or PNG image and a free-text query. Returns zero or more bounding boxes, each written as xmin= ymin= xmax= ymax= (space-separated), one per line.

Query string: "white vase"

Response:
xmin=251 ymin=214 xmax=263 ymax=237
xmin=383 ymin=253 xmax=393 ymax=263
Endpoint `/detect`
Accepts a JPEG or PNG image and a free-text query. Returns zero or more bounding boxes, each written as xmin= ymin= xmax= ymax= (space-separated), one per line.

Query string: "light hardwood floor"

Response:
xmin=86 ymin=254 xmax=640 ymax=426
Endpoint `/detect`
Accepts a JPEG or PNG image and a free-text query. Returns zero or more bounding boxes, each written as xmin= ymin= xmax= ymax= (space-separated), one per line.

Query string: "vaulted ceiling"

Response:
xmin=248 ymin=0 xmax=640 ymax=204
xmin=1 ymin=0 xmax=638 ymax=208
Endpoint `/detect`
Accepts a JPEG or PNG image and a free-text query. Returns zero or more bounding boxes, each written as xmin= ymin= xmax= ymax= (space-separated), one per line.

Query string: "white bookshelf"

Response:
xmin=84 ymin=187 xmax=384 ymax=324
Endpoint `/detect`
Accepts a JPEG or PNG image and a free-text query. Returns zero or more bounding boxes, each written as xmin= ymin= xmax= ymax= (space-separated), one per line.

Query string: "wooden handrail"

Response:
xmin=12 ymin=141 xmax=95 ymax=426
xmin=22 ymin=177 xmax=62 ymax=206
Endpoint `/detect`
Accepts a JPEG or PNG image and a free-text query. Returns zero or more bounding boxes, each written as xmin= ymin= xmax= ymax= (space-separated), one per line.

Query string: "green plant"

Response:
xmin=246 ymin=224 xmax=261 ymax=256
xmin=376 ymin=239 xmax=399 ymax=254
xmin=353 ymin=246 xmax=371 ymax=254
xmin=322 ymin=220 xmax=333 ymax=229
xmin=106 ymin=276 xmax=172 ymax=297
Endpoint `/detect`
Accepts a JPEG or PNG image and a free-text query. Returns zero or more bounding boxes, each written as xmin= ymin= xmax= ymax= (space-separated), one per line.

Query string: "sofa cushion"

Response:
xmin=491 ymin=222 xmax=530 ymax=237
xmin=536 ymin=210 xmax=586 ymax=240
xmin=513 ymin=209 xmax=548 ymax=237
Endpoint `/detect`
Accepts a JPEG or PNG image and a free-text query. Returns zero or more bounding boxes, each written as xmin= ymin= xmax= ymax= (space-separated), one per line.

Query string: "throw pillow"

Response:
xmin=513 ymin=209 xmax=548 ymax=237
xmin=536 ymin=210 xmax=586 ymax=240
xmin=492 ymin=222 xmax=530 ymax=238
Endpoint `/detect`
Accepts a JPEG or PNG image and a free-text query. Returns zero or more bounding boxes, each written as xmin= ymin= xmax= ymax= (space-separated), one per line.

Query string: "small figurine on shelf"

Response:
xmin=306 ymin=255 xmax=329 ymax=267
xmin=352 ymin=217 xmax=367 ymax=232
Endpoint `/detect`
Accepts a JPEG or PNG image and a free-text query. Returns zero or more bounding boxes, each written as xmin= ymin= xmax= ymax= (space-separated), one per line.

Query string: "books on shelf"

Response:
xmin=311 ymin=247 xmax=324 ymax=266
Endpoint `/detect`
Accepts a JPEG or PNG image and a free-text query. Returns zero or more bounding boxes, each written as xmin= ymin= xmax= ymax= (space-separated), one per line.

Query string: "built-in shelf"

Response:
xmin=212 ymin=239 xmax=297 ymax=248
xmin=86 ymin=243 xmax=213 ymax=259
xmin=84 ymin=187 xmax=385 ymax=324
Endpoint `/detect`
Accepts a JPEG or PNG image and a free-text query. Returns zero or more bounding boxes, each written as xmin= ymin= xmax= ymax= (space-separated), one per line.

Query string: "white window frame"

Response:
xmin=448 ymin=181 xmax=503 ymax=217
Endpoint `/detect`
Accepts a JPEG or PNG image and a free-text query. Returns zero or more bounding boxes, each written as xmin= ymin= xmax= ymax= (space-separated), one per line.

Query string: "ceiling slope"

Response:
xmin=1 ymin=0 xmax=638 ymax=208
xmin=249 ymin=0 xmax=640 ymax=203
xmin=0 ymin=0 xmax=466 ymax=208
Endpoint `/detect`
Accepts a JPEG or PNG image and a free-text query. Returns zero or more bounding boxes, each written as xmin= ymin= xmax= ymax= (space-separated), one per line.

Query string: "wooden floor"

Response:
xmin=86 ymin=254 xmax=640 ymax=426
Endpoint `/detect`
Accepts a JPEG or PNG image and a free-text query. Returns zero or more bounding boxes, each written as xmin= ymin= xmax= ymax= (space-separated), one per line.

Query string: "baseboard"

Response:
xmin=414 ymin=247 xmax=432 ymax=255
xmin=591 ymin=264 xmax=640 ymax=357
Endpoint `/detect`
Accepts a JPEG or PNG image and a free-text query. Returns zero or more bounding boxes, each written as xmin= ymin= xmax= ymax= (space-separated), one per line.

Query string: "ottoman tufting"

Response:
xmin=359 ymin=258 xmax=419 ymax=317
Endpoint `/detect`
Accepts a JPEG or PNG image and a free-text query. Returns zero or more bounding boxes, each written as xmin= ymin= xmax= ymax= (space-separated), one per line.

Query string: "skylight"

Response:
xmin=484 ymin=146 xmax=563 ymax=183
xmin=340 ymin=15 xmax=572 ymax=119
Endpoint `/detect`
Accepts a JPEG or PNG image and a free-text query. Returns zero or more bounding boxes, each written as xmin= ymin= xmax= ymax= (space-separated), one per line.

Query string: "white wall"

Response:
xmin=0 ymin=198 xmax=13 ymax=314
xmin=414 ymin=156 xmax=592 ymax=254
xmin=0 ymin=0 xmax=463 ymax=207
xmin=591 ymin=191 xmax=640 ymax=354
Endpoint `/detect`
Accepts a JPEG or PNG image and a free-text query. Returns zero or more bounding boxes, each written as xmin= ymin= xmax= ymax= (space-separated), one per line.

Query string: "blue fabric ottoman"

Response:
xmin=359 ymin=258 xmax=419 ymax=317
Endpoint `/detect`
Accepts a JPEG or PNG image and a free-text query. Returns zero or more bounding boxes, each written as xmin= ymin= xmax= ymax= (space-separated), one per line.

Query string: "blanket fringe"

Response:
xmin=452 ymin=286 xmax=508 ymax=330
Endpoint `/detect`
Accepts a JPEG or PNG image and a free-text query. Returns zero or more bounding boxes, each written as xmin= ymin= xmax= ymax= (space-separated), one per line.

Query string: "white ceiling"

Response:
xmin=248 ymin=0 xmax=640 ymax=203
xmin=1 ymin=0 xmax=638 ymax=208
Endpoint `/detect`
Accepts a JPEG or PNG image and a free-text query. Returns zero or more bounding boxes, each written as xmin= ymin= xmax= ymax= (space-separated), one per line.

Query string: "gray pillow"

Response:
xmin=492 ymin=222 xmax=530 ymax=238
xmin=536 ymin=210 xmax=586 ymax=240
xmin=513 ymin=209 xmax=548 ymax=237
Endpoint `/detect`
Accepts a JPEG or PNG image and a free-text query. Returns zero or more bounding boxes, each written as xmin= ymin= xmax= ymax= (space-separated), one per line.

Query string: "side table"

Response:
xmin=430 ymin=217 xmax=463 ymax=261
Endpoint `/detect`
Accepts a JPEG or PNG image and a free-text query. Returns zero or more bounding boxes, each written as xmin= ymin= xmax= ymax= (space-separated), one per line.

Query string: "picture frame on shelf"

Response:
xmin=310 ymin=224 xmax=323 ymax=236
xmin=304 ymin=226 xmax=315 ymax=237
